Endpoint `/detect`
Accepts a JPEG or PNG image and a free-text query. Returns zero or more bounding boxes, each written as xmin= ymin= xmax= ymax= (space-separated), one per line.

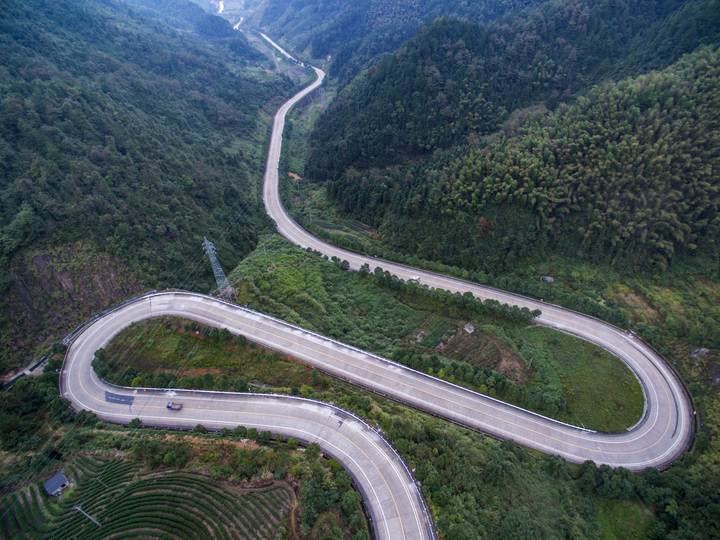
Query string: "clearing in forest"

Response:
xmin=409 ymin=315 xmax=533 ymax=386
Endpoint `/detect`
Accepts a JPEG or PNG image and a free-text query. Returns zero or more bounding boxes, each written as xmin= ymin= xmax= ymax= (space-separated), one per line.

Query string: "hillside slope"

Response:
xmin=320 ymin=47 xmax=719 ymax=274
xmin=302 ymin=12 xmax=719 ymax=275
xmin=0 ymin=0 xmax=292 ymax=371
xmin=264 ymin=0 xmax=720 ymax=88
xmin=261 ymin=0 xmax=548 ymax=83
xmin=307 ymin=0 xmax=720 ymax=178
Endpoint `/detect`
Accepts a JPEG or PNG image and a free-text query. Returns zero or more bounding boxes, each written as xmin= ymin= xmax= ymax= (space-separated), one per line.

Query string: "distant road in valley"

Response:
xmin=61 ymin=63 xmax=693 ymax=540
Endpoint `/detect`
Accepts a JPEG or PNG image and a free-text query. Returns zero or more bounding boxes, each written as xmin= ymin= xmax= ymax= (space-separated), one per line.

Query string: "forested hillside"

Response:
xmin=0 ymin=0 xmax=291 ymax=371
xmin=307 ymin=0 xmax=720 ymax=177
xmin=122 ymin=0 xmax=266 ymax=53
xmin=318 ymin=46 xmax=719 ymax=275
xmin=264 ymin=0 xmax=720 ymax=88
xmin=261 ymin=0 xmax=548 ymax=83
xmin=302 ymin=4 xmax=719 ymax=275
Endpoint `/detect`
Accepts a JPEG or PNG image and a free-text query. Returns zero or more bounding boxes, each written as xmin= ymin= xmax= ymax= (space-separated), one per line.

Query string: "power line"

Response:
xmin=0 ymin=205 xmax=255 ymax=512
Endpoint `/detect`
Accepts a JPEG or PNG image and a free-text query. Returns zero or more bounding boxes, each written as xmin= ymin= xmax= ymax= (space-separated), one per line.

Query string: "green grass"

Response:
xmin=417 ymin=316 xmax=455 ymax=349
xmin=228 ymin=235 xmax=645 ymax=431
xmin=523 ymin=328 xmax=645 ymax=432
xmin=105 ymin=317 xmax=321 ymax=390
xmin=229 ymin=235 xmax=425 ymax=357
xmin=596 ymin=499 xmax=654 ymax=540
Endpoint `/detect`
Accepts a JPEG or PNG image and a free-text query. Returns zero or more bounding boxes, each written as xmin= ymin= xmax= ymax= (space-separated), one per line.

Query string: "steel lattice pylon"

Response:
xmin=202 ymin=237 xmax=234 ymax=299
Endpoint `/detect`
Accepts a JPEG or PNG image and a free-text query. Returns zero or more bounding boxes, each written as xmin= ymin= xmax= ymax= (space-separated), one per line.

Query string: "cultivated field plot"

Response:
xmin=1 ymin=455 xmax=292 ymax=539
xmin=408 ymin=315 xmax=533 ymax=386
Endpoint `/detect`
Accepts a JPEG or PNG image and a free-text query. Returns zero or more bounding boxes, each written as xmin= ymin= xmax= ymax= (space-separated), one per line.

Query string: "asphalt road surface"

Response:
xmin=61 ymin=293 xmax=433 ymax=540
xmin=60 ymin=64 xmax=693 ymax=540
xmin=262 ymin=67 xmax=693 ymax=470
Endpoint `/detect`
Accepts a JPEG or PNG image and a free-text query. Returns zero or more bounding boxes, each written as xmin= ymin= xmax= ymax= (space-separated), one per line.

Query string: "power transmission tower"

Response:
xmin=202 ymin=237 xmax=235 ymax=300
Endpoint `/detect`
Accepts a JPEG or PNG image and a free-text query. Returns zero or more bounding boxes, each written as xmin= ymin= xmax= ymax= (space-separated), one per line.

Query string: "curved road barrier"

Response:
xmin=61 ymin=293 xmax=433 ymax=540
xmin=60 ymin=63 xmax=693 ymax=540
xmin=263 ymin=67 xmax=693 ymax=470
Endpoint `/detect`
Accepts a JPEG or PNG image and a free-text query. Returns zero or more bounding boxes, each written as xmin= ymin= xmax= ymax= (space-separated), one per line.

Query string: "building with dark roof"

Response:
xmin=44 ymin=471 xmax=69 ymax=497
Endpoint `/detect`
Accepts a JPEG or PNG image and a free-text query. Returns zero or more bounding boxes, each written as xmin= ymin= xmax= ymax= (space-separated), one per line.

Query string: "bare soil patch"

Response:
xmin=444 ymin=330 xmax=533 ymax=386
xmin=409 ymin=317 xmax=534 ymax=386
xmin=2 ymin=241 xmax=145 ymax=375
xmin=607 ymin=284 xmax=662 ymax=326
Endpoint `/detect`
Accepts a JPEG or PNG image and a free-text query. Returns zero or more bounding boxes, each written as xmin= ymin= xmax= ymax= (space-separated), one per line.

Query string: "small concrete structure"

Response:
xmin=44 ymin=471 xmax=69 ymax=497
xmin=464 ymin=323 xmax=475 ymax=334
xmin=540 ymin=276 xmax=554 ymax=283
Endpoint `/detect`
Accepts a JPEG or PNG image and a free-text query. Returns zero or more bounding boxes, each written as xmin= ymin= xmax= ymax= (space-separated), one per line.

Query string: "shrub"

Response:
xmin=51 ymin=343 xmax=67 ymax=355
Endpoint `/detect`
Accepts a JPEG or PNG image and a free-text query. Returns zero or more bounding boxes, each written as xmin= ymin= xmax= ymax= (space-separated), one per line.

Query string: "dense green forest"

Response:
xmin=0 ymin=0 xmax=286 ymax=278
xmin=264 ymin=0 xmax=720 ymax=89
xmin=314 ymin=46 xmax=719 ymax=274
xmin=303 ymin=12 xmax=719 ymax=276
xmin=0 ymin=0 xmax=298 ymax=371
xmin=123 ymin=0 xmax=266 ymax=52
xmin=307 ymin=0 xmax=720 ymax=174
xmin=261 ymin=0 xmax=552 ymax=85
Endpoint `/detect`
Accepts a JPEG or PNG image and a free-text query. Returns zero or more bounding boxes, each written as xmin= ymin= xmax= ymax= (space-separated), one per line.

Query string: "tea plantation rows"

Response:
xmin=1 ymin=455 xmax=292 ymax=539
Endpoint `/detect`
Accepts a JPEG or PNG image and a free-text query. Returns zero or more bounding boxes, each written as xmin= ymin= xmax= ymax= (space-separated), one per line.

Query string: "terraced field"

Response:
xmin=1 ymin=455 xmax=293 ymax=539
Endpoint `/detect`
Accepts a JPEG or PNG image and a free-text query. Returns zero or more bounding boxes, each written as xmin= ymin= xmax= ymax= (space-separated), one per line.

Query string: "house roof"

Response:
xmin=44 ymin=471 xmax=68 ymax=495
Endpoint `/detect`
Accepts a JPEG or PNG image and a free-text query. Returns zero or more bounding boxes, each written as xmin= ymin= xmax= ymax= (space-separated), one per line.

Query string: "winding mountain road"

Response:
xmin=263 ymin=67 xmax=693 ymax=472
xmin=61 ymin=65 xmax=693 ymax=540
xmin=263 ymin=68 xmax=693 ymax=471
xmin=61 ymin=293 xmax=433 ymax=540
